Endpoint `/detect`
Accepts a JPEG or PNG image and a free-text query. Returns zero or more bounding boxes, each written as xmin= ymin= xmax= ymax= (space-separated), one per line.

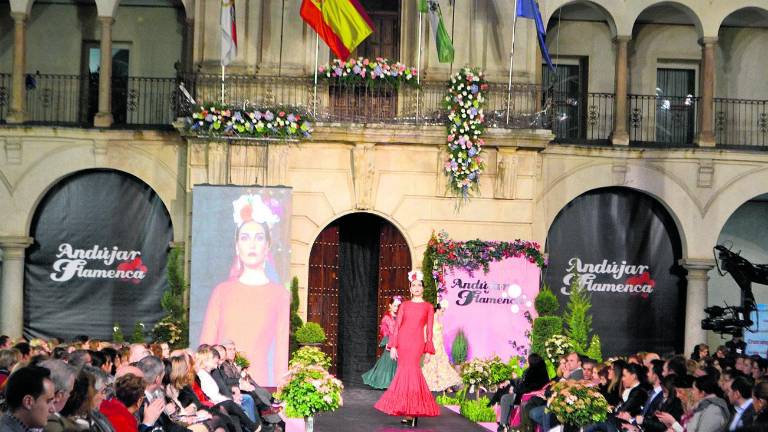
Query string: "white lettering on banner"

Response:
xmin=560 ymin=258 xmax=655 ymax=297
xmin=50 ymin=243 xmax=147 ymax=283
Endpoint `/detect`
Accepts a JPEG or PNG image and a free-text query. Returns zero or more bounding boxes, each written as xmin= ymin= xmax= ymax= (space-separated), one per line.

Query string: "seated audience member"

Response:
xmin=658 ymin=374 xmax=729 ymax=432
xmin=0 ymin=335 xmax=12 ymax=349
xmin=585 ymin=362 xmax=648 ymax=432
xmin=81 ymin=366 xmax=115 ymax=432
xmin=164 ymin=356 xmax=230 ymax=432
xmin=0 ymin=348 xmax=22 ymax=388
xmin=750 ymin=357 xmax=766 ymax=381
xmin=129 ymin=343 xmax=152 ymax=363
xmin=100 ymin=347 xmax=119 ymax=375
xmin=740 ymin=380 xmax=768 ymax=431
xmin=0 ymin=365 xmax=56 ymax=431
xmin=55 ymin=367 xmax=101 ymax=431
xmin=39 ymin=359 xmax=77 ymax=432
xmin=101 ymin=374 xmax=149 ymax=432
xmin=638 ymin=375 xmax=685 ymax=432
xmin=210 ymin=345 xmax=257 ymax=423
xmin=602 ymin=360 xmax=628 ymax=408
xmin=643 ymin=353 xmax=661 ymax=370
xmin=13 ymin=342 xmax=32 ymax=363
xmin=492 ymin=353 xmax=550 ymax=432
xmin=136 ymin=355 xmax=192 ymax=432
xmin=195 ymin=347 xmax=261 ymax=432
xmin=528 ymin=353 xmax=585 ymax=432
xmin=727 ymin=376 xmax=756 ymax=431
xmin=68 ymin=350 xmax=92 ymax=369
xmin=583 ymin=358 xmax=598 ymax=383
xmin=692 ymin=344 xmax=711 ymax=361
xmin=52 ymin=347 xmax=70 ymax=362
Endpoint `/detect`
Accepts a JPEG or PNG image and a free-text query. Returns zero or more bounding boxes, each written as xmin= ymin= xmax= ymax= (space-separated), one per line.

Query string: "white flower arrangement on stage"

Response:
xmin=544 ymin=334 xmax=576 ymax=365
xmin=443 ymin=67 xmax=488 ymax=198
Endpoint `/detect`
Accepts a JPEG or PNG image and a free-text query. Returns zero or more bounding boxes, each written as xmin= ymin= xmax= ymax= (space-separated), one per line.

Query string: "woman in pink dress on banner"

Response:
xmin=374 ymin=270 xmax=441 ymax=427
xmin=199 ymin=193 xmax=290 ymax=386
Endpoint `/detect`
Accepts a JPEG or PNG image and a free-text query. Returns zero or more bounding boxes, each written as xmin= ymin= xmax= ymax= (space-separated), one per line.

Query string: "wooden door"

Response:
xmin=375 ymin=223 xmax=412 ymax=355
xmin=306 ymin=224 xmax=340 ymax=373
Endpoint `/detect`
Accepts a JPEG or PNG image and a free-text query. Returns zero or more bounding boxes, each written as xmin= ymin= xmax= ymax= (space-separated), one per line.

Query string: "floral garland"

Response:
xmin=186 ymin=103 xmax=313 ymax=139
xmin=318 ymin=57 xmax=419 ymax=87
xmin=443 ymin=68 xmax=488 ymax=198
xmin=425 ymin=230 xmax=547 ymax=299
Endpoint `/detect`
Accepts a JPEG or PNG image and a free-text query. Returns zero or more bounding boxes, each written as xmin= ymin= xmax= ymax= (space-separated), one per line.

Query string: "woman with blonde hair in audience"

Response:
xmin=195 ymin=347 xmax=261 ymax=432
xmin=166 ymin=355 xmax=230 ymax=432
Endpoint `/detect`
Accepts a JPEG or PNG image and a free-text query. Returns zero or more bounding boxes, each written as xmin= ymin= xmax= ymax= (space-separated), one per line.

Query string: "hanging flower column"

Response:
xmin=444 ymin=68 xmax=488 ymax=198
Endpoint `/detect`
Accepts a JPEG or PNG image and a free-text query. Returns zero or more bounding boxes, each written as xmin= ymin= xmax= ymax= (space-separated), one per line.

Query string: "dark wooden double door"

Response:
xmin=307 ymin=214 xmax=411 ymax=380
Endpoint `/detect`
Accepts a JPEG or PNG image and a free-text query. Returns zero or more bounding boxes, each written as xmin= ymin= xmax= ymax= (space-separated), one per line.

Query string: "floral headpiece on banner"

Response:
xmin=232 ymin=194 xmax=280 ymax=228
xmin=407 ymin=270 xmax=423 ymax=283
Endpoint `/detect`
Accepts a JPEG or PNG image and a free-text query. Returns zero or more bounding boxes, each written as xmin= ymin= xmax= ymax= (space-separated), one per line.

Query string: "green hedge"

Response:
xmin=530 ymin=316 xmax=563 ymax=357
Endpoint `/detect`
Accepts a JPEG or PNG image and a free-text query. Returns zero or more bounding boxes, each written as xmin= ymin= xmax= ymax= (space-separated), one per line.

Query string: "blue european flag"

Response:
xmin=517 ymin=0 xmax=555 ymax=71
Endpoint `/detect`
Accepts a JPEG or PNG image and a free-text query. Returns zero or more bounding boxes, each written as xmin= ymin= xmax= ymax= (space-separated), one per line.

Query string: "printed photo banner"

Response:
xmin=745 ymin=304 xmax=768 ymax=357
xmin=190 ymin=185 xmax=292 ymax=387
xmin=441 ymin=257 xmax=541 ymax=362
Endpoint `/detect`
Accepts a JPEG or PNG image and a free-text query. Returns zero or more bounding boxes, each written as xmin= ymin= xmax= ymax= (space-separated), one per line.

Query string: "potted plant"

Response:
xmin=289 ymin=346 xmax=331 ymax=369
xmin=276 ymin=363 xmax=343 ymax=432
xmin=546 ymin=381 xmax=610 ymax=431
xmin=295 ymin=322 xmax=326 ymax=346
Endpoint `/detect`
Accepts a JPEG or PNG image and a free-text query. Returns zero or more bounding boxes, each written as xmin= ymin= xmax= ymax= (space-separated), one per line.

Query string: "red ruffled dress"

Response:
xmin=374 ymin=300 xmax=441 ymax=417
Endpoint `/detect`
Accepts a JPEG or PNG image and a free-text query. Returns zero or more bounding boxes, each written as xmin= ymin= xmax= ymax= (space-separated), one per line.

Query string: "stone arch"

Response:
xmin=543 ymin=0 xmax=622 ymax=37
xmin=534 ymin=161 xmax=696 ymax=258
xmin=629 ymin=1 xmax=706 ymax=39
xmin=9 ymin=143 xmax=183 ymax=241
xmin=712 ymin=4 xmax=768 ymax=37
xmin=703 ymin=167 xmax=768 ymax=253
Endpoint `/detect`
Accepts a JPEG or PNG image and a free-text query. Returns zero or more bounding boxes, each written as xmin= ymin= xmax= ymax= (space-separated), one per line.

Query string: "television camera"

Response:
xmin=702 ymin=245 xmax=768 ymax=336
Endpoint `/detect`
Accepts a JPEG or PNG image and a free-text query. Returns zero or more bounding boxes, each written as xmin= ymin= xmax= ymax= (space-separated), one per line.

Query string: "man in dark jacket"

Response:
xmin=728 ymin=376 xmax=755 ymax=431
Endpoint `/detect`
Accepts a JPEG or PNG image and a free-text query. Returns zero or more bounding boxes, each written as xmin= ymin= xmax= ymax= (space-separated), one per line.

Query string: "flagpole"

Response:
xmin=416 ymin=3 xmax=423 ymax=120
xmin=312 ymin=33 xmax=319 ymax=117
xmin=506 ymin=0 xmax=519 ymax=125
xmin=221 ymin=64 xmax=226 ymax=104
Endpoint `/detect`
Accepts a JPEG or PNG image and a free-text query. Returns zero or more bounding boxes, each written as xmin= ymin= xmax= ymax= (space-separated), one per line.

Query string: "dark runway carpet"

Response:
xmin=311 ymin=385 xmax=490 ymax=431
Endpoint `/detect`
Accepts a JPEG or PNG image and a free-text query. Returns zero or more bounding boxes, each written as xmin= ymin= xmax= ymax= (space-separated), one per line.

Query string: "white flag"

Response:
xmin=221 ymin=0 xmax=238 ymax=66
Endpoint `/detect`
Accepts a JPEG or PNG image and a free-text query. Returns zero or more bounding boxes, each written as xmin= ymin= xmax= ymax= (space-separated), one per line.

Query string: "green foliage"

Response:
xmin=451 ymin=329 xmax=469 ymax=365
xmin=436 ymin=393 xmax=464 ymax=406
xmin=534 ymin=285 xmax=560 ymax=316
xmin=530 ymin=316 xmax=562 ymax=357
xmin=422 ymin=233 xmax=438 ymax=305
xmin=234 ymin=352 xmax=250 ymax=369
xmin=156 ymin=246 xmax=189 ymax=348
xmin=131 ymin=322 xmax=146 ymax=344
xmin=112 ymin=323 xmax=125 ymax=344
xmin=459 ymin=397 xmax=496 ymax=422
xmin=289 ymin=277 xmax=303 ymax=355
xmin=487 ymin=357 xmax=513 ymax=385
xmin=507 ymin=356 xmax=525 ymax=379
xmin=277 ymin=365 xmax=343 ymax=417
xmin=563 ymin=273 xmax=593 ymax=354
xmin=586 ymin=335 xmax=603 ymax=362
xmin=295 ymin=322 xmax=326 ymax=344
xmin=289 ymin=346 xmax=332 ymax=369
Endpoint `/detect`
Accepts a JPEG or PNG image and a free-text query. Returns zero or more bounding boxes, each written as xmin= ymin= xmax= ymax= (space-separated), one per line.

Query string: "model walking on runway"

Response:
xmin=374 ymin=270 xmax=440 ymax=427
xmin=362 ymin=296 xmax=402 ymax=389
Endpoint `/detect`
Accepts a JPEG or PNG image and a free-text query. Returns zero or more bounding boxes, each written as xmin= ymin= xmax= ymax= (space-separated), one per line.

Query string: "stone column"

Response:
xmin=611 ymin=36 xmax=630 ymax=145
xmin=0 ymin=237 xmax=33 ymax=338
xmin=6 ymin=12 xmax=28 ymax=124
xmin=680 ymin=259 xmax=715 ymax=355
xmin=697 ymin=37 xmax=717 ymax=147
xmin=94 ymin=16 xmax=115 ymax=128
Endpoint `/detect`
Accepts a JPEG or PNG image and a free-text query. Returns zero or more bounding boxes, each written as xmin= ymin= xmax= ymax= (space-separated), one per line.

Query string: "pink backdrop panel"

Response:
xmin=441 ymin=257 xmax=540 ymax=361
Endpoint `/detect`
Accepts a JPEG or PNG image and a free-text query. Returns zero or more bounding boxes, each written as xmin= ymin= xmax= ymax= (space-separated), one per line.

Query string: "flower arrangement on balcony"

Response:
xmin=443 ymin=67 xmax=488 ymax=198
xmin=318 ymin=57 xmax=419 ymax=88
xmin=186 ymin=103 xmax=313 ymax=140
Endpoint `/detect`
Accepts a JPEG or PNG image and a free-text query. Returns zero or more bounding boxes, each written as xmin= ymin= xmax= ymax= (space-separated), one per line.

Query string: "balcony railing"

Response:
xmin=178 ymin=74 xmax=550 ymax=129
xmin=628 ymin=94 xmax=699 ymax=147
xmin=550 ymin=92 xmax=614 ymax=144
xmin=715 ymin=98 xmax=768 ymax=149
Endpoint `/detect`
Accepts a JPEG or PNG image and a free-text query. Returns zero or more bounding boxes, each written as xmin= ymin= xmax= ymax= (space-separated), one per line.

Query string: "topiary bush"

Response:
xmin=131 ymin=322 xmax=146 ymax=344
xmin=530 ymin=316 xmax=563 ymax=358
xmin=586 ymin=334 xmax=603 ymax=362
xmin=112 ymin=323 xmax=125 ymax=344
xmin=289 ymin=277 xmax=303 ymax=355
xmin=451 ymin=328 xmax=469 ymax=365
xmin=295 ymin=322 xmax=326 ymax=344
xmin=535 ymin=284 xmax=560 ymax=316
xmin=422 ymin=232 xmax=438 ymax=305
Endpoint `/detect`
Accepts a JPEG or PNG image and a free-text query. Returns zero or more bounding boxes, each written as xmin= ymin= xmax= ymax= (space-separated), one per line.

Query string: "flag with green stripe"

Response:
xmin=420 ymin=0 xmax=454 ymax=63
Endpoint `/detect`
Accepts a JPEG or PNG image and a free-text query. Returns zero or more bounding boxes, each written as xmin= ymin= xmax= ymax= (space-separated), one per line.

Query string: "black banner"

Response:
xmin=544 ymin=187 xmax=685 ymax=355
xmin=24 ymin=169 xmax=172 ymax=341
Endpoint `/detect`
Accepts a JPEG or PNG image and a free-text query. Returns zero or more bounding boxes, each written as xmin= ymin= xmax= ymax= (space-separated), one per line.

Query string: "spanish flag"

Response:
xmin=300 ymin=0 xmax=374 ymax=60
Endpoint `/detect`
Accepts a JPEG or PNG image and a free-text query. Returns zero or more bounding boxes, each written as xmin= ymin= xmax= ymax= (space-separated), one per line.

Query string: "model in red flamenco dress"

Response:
xmin=374 ymin=270 xmax=440 ymax=426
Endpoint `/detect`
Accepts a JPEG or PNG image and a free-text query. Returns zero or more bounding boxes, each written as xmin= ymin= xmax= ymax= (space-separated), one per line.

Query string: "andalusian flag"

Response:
xmin=419 ymin=0 xmax=454 ymax=63
xmin=300 ymin=0 xmax=374 ymax=60
xmin=221 ymin=0 xmax=238 ymax=66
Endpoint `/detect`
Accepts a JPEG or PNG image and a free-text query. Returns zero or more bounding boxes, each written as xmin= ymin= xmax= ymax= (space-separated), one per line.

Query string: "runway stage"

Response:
xmin=295 ymin=385 xmax=491 ymax=432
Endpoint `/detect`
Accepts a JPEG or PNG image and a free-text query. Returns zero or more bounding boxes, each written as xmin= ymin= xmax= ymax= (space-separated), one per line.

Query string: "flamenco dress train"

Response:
xmin=421 ymin=318 xmax=462 ymax=391
xmin=374 ymin=301 xmax=440 ymax=417
xmin=362 ymin=314 xmax=398 ymax=389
